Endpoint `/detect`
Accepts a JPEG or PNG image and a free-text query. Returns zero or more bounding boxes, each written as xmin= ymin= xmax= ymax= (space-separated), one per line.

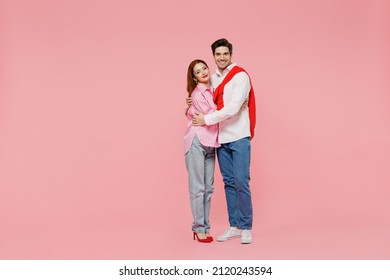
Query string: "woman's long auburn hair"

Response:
xmin=185 ymin=59 xmax=209 ymax=115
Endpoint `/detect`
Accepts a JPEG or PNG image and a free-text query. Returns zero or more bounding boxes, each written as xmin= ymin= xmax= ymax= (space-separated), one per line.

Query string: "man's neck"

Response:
xmin=217 ymin=63 xmax=233 ymax=75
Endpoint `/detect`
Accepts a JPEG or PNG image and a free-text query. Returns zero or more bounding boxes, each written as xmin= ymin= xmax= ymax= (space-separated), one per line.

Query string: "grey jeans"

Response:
xmin=185 ymin=135 xmax=216 ymax=233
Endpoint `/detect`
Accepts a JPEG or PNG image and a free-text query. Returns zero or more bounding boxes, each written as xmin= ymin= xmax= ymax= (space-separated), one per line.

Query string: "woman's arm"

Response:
xmin=191 ymin=90 xmax=215 ymax=115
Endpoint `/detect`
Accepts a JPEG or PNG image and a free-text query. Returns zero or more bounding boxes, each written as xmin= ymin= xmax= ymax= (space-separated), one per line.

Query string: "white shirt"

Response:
xmin=204 ymin=63 xmax=251 ymax=144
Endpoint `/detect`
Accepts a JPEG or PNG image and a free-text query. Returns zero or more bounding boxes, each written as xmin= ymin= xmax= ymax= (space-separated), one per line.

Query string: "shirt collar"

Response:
xmin=216 ymin=62 xmax=237 ymax=77
xmin=196 ymin=83 xmax=212 ymax=93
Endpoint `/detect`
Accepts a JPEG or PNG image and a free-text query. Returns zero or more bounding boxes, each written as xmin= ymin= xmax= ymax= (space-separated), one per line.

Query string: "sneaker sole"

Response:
xmin=216 ymin=235 xmax=241 ymax=242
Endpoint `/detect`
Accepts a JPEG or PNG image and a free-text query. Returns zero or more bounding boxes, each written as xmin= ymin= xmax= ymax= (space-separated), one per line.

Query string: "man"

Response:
xmin=192 ymin=38 xmax=256 ymax=244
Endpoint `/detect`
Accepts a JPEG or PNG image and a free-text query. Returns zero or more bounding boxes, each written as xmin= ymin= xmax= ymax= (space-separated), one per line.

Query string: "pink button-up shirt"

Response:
xmin=184 ymin=84 xmax=219 ymax=154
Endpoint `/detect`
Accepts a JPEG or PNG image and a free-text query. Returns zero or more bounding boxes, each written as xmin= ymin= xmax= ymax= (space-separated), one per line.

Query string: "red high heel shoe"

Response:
xmin=193 ymin=232 xmax=212 ymax=243
xmin=205 ymin=232 xmax=214 ymax=241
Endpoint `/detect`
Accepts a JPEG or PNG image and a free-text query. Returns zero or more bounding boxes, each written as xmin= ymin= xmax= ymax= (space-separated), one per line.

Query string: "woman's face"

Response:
xmin=193 ymin=62 xmax=210 ymax=85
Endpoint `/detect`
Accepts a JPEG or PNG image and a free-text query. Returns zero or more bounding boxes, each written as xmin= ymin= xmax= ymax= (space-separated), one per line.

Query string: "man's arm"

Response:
xmin=192 ymin=72 xmax=250 ymax=126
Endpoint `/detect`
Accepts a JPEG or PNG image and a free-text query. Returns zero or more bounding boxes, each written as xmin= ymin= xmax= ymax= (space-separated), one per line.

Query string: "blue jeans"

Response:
xmin=185 ymin=135 xmax=216 ymax=233
xmin=217 ymin=137 xmax=253 ymax=230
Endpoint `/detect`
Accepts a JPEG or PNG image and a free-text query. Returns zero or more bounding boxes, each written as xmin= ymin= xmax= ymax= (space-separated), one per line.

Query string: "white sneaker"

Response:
xmin=217 ymin=227 xmax=242 ymax=242
xmin=240 ymin=229 xmax=252 ymax=244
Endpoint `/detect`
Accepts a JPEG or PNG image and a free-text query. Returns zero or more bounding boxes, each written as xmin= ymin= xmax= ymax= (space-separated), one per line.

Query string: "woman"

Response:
xmin=184 ymin=59 xmax=219 ymax=243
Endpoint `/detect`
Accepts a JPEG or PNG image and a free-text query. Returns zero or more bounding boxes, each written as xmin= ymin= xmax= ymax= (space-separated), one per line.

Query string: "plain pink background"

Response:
xmin=1 ymin=0 xmax=389 ymax=259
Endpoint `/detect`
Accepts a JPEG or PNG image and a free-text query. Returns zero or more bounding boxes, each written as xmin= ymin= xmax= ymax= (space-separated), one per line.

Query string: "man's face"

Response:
xmin=213 ymin=46 xmax=232 ymax=72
